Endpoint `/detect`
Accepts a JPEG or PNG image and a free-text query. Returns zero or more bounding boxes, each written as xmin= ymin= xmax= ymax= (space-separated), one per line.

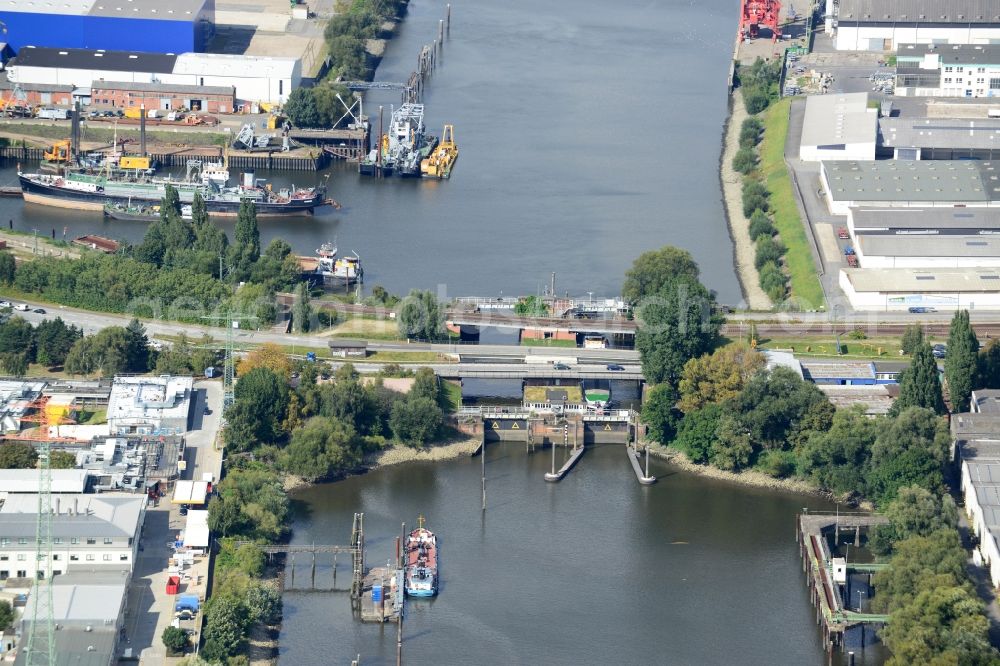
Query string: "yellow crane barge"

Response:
xmin=420 ymin=124 xmax=458 ymax=179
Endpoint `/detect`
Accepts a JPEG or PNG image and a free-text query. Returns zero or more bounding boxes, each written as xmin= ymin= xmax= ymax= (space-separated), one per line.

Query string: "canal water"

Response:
xmin=0 ymin=0 xmax=743 ymax=304
xmin=280 ymin=445 xmax=888 ymax=665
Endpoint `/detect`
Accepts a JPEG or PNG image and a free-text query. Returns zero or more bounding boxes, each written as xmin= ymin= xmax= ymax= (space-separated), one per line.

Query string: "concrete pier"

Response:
xmin=627 ymin=444 xmax=656 ymax=485
xmin=544 ymin=444 xmax=585 ymax=482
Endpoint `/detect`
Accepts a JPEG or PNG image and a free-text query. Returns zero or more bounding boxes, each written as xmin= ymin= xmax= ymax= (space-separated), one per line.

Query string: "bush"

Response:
xmin=742 ymin=193 xmax=769 ymax=219
xmin=758 ymin=261 xmax=787 ymax=300
xmin=162 ymin=626 xmax=189 ymax=655
xmin=732 ymin=147 xmax=758 ymax=174
xmin=739 ymin=117 xmax=763 ymax=148
xmin=744 ymin=89 xmax=771 ymax=114
xmin=748 ymin=211 xmax=775 ymax=240
xmin=754 ymin=236 xmax=786 ymax=269
xmin=756 ymin=450 xmax=797 ymax=478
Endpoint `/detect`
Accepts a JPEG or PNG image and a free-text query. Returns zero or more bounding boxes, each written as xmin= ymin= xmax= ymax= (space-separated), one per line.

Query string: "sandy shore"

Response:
xmin=644 ymin=441 xmax=823 ymax=496
xmin=720 ymin=94 xmax=773 ymax=310
xmin=372 ymin=438 xmax=481 ymax=467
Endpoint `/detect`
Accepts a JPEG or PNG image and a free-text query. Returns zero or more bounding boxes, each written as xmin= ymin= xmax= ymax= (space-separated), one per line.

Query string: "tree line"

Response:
xmin=4 ymin=188 xmax=302 ymax=327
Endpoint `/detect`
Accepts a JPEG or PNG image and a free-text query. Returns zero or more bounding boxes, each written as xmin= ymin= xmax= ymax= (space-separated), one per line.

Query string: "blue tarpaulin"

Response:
xmin=175 ymin=594 xmax=200 ymax=612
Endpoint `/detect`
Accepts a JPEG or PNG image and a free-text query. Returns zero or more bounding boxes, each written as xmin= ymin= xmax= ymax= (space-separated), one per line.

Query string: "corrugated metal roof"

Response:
xmin=92 ymin=80 xmax=234 ymax=96
xmin=838 ymin=0 xmax=1000 ymax=23
xmin=857 ymin=233 xmax=1000 ymax=258
xmin=823 ymin=160 xmax=1000 ymax=203
xmin=10 ymin=46 xmax=177 ymax=74
xmin=850 ymin=207 xmax=1000 ymax=232
xmin=970 ymin=462 xmax=1000 ymax=486
xmin=896 ymin=43 xmax=1000 ymax=65
xmin=879 ymin=117 xmax=1000 ymax=150
xmin=173 ymin=53 xmax=299 ymax=79
xmin=0 ymin=494 xmax=143 ymax=538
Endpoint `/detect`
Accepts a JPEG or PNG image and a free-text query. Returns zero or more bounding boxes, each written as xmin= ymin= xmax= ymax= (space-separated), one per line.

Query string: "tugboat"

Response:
xmin=404 ymin=516 xmax=438 ymax=598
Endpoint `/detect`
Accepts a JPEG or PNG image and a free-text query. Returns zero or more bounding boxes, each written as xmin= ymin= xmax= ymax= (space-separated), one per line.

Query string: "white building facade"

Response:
xmin=831 ymin=0 xmax=1000 ymax=51
xmin=0 ymin=494 xmax=145 ymax=579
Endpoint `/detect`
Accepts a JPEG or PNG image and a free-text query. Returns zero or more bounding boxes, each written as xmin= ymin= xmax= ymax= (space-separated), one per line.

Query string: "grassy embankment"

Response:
xmin=520 ymin=337 xmax=577 ymax=348
xmin=758 ymin=98 xmax=825 ymax=309
xmin=0 ymin=121 xmax=228 ymax=148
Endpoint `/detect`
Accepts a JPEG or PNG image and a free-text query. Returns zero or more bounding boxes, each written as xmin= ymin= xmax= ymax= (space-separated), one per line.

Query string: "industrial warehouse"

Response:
xmin=6 ymin=47 xmax=299 ymax=105
xmin=0 ymin=0 xmax=215 ymax=53
xmin=826 ymin=0 xmax=1000 ymax=51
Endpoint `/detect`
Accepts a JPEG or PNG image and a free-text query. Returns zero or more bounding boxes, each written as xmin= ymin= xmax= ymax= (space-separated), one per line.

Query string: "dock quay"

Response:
xmin=545 ymin=442 xmax=585 ymax=482
xmin=796 ymin=512 xmax=889 ymax=652
xmin=0 ymin=186 xmax=20 ymax=197
xmin=359 ymin=566 xmax=405 ymax=623
xmin=626 ymin=444 xmax=656 ymax=485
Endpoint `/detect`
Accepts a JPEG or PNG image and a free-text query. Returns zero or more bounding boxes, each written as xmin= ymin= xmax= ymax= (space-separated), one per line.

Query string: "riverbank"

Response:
xmin=643 ymin=441 xmax=878 ymax=510
xmin=720 ymin=93 xmax=773 ymax=311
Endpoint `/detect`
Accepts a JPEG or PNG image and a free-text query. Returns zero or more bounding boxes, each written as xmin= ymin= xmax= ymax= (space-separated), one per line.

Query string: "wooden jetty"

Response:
xmin=0 ymin=186 xmax=21 ymax=198
xmin=544 ymin=442 xmax=584 ymax=482
xmin=796 ymin=512 xmax=890 ymax=652
xmin=626 ymin=444 xmax=656 ymax=485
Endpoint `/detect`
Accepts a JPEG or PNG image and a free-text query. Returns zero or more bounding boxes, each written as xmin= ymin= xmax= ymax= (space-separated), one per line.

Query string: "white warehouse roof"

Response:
xmin=801 ymin=93 xmax=877 ymax=150
xmin=183 ymin=509 xmax=210 ymax=548
xmin=172 ymin=480 xmax=208 ymax=505
xmin=0 ymin=469 xmax=87 ymax=493
xmin=173 ymin=53 xmax=299 ymax=79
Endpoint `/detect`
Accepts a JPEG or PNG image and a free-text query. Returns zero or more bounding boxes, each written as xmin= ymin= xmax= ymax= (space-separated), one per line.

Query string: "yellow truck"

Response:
xmin=123 ymin=107 xmax=143 ymax=119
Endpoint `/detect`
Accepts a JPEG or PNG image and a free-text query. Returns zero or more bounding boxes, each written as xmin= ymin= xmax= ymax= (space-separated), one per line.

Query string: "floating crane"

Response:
xmin=738 ymin=0 xmax=782 ymax=42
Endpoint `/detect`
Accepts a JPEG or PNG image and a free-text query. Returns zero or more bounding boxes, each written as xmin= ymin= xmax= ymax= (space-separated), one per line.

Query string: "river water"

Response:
xmin=281 ymin=444 xmax=887 ymax=665
xmin=0 ymin=0 xmax=743 ymax=303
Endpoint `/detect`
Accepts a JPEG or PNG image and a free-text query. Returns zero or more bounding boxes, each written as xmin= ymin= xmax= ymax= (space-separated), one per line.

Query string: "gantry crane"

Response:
xmin=739 ymin=0 xmax=783 ymax=42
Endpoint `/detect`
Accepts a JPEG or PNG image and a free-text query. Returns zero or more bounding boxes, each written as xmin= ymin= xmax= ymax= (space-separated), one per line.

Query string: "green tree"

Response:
xmin=622 ymin=246 xmax=700 ymax=306
xmin=291 ymin=282 xmax=312 ymax=334
xmin=207 ymin=495 xmax=247 ymax=537
xmin=225 ymin=367 xmax=289 ymax=450
xmin=0 ymin=442 xmax=38 ymax=469
xmin=945 ymin=309 xmax=979 ymax=412
xmin=245 ymin=584 xmax=282 ymax=625
xmin=216 ymin=540 xmax=265 ymax=578
xmin=730 ymin=366 xmax=831 ymax=451
xmin=49 ymin=451 xmax=77 ymax=469
xmin=201 ymin=595 xmax=248 ymax=661
xmin=672 ymin=403 xmax=723 ymax=464
xmin=320 ymin=365 xmax=382 ymax=435
xmin=284 ymin=87 xmax=322 ymax=128
xmin=160 ymin=184 xmax=183 ymax=224
xmin=797 ymin=406 xmax=877 ymax=496
xmin=124 ymin=318 xmax=150 ymax=372
xmin=409 ymin=367 xmax=440 ymax=404
xmin=514 ymin=295 xmax=548 ymax=316
xmin=162 ymin=626 xmax=189 ymax=655
xmin=635 ymin=277 xmax=722 ymax=386
xmin=397 ymin=290 xmax=444 ymax=340
xmin=890 ymin=341 xmax=945 ymax=416
xmin=870 ymin=486 xmax=960 ymax=554
xmin=867 ymin=407 xmax=949 ymax=505
xmin=0 ymin=600 xmax=13 ymax=629
xmin=641 ymin=383 xmax=680 ymax=444
xmin=234 ymin=200 xmax=261 ymax=264
xmin=900 ymin=324 xmax=924 ymax=356
xmin=389 ymin=397 xmax=443 ymax=446
xmin=753 ymin=236 xmax=785 ymax=269
xmin=34 ymin=317 xmax=82 ymax=367
xmin=0 ymin=252 xmax=15 ymax=285
xmin=283 ymin=417 xmax=362 ymax=481
xmin=0 ymin=317 xmax=35 ymax=360
xmin=209 ymin=468 xmax=289 ymax=542
xmin=709 ymin=414 xmax=753 ymax=471
xmin=739 ymin=117 xmax=763 ymax=147
xmin=677 ymin=344 xmax=765 ymax=413
xmin=191 ymin=190 xmax=208 ymax=227
xmin=0 ymin=352 xmax=27 ymax=377
xmin=980 ymin=338 xmax=1000 ymax=389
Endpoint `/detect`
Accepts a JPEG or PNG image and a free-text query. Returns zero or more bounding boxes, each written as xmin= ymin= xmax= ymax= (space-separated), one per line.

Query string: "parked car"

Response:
xmin=32 ymin=308 xmax=45 ymax=314
xmin=179 ymin=504 xmax=189 ymax=516
xmin=174 ymin=609 xmax=195 ymax=621
xmin=846 ymin=255 xmax=859 ymax=268
xmin=844 ymin=246 xmax=855 ymax=256
xmin=933 ymin=344 xmax=947 ymax=359
xmin=553 ymin=362 xmax=570 ymax=370
xmin=837 ymin=227 xmax=849 ymax=239
xmin=0 ymin=301 xmax=10 ymax=309
xmin=13 ymin=303 xmax=28 ymax=311
xmin=606 ymin=364 xmax=625 ymax=371
xmin=908 ymin=306 xmax=936 ymax=314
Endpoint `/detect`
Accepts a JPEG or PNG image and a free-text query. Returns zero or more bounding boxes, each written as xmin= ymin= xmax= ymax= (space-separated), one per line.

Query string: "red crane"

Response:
xmin=739 ymin=0 xmax=782 ymax=42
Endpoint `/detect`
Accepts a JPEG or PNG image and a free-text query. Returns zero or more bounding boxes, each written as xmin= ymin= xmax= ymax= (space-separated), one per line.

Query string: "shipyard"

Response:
xmin=0 ymin=0 xmax=999 ymax=665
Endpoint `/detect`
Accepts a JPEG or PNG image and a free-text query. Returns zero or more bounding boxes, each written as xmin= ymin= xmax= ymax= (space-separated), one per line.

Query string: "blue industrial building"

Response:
xmin=0 ymin=0 xmax=214 ymax=54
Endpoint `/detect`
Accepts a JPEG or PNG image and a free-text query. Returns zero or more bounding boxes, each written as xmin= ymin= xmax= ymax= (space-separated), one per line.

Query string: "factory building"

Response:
xmin=798 ymin=93 xmax=878 ymax=162
xmin=829 ymin=0 xmax=1000 ymax=52
xmin=878 ymin=116 xmax=1000 ymax=160
xmin=895 ymin=43 xmax=1000 ymax=97
xmin=0 ymin=381 xmax=45 ymax=434
xmin=820 ymin=160 xmax=1000 ymax=216
xmin=7 ymin=47 xmax=300 ymax=105
xmin=839 ymin=268 xmax=1000 ymax=310
xmin=0 ymin=493 xmax=145 ymax=577
xmin=107 ymin=375 xmax=193 ymax=436
xmin=92 ymin=81 xmax=235 ymax=113
xmin=0 ymin=0 xmax=214 ymax=54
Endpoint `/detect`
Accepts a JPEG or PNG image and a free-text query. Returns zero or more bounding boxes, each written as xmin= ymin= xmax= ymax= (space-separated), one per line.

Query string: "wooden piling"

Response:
xmin=446 ymin=4 xmax=451 ymax=34
xmin=311 ymin=551 xmax=316 ymax=588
